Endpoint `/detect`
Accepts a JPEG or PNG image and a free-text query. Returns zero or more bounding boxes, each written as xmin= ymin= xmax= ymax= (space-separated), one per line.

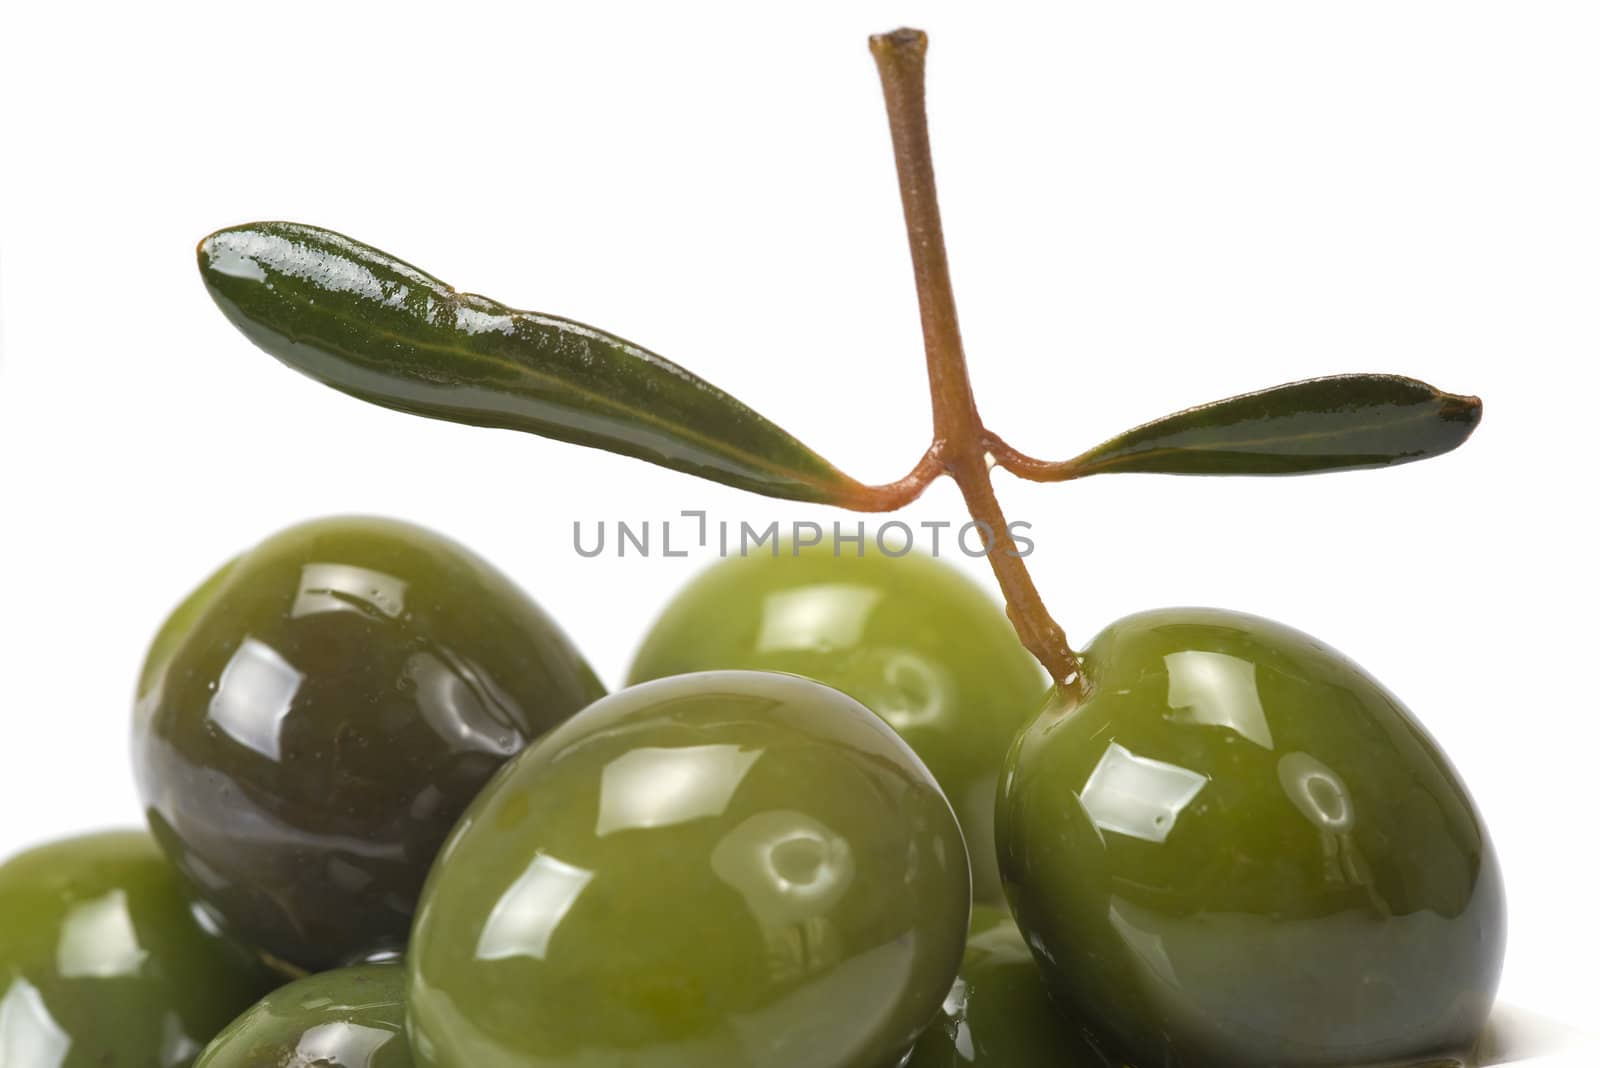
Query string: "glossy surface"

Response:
xmin=626 ymin=542 xmax=1047 ymax=902
xmin=133 ymin=516 xmax=606 ymax=972
xmin=198 ymin=223 xmax=864 ymax=504
xmin=907 ymin=906 xmax=1124 ymax=1068
xmin=408 ymin=671 xmax=971 ymax=1068
xmin=997 ymin=608 xmax=1504 ymax=1068
xmin=195 ymin=965 xmax=411 ymax=1068
xmin=1067 ymin=374 xmax=1482 ymax=477
xmin=0 ymin=831 xmax=278 ymax=1068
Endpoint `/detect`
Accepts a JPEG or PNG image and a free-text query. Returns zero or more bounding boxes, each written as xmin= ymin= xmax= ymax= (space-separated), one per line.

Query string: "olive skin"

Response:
xmin=627 ymin=542 xmax=1047 ymax=902
xmin=997 ymin=608 xmax=1504 ymax=1068
xmin=907 ymin=906 xmax=1124 ymax=1068
xmin=133 ymin=516 xmax=606 ymax=973
xmin=407 ymin=670 xmax=971 ymax=1068
xmin=194 ymin=965 xmax=412 ymax=1068
xmin=0 ymin=831 xmax=279 ymax=1068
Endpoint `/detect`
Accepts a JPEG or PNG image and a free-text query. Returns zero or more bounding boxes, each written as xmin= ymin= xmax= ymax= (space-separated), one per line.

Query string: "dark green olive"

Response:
xmin=194 ymin=965 xmax=411 ymax=1068
xmin=407 ymin=670 xmax=971 ymax=1068
xmin=627 ymin=541 xmax=1047 ymax=901
xmin=997 ymin=608 xmax=1504 ymax=1068
xmin=907 ymin=906 xmax=1125 ymax=1068
xmin=0 ymin=831 xmax=279 ymax=1068
xmin=132 ymin=515 xmax=606 ymax=973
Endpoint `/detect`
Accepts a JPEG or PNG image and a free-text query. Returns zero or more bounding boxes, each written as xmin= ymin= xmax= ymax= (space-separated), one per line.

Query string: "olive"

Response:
xmin=0 ymin=831 xmax=279 ymax=1068
xmin=132 ymin=515 xmax=606 ymax=973
xmin=627 ymin=541 xmax=1047 ymax=901
xmin=996 ymin=608 xmax=1504 ymax=1068
xmin=407 ymin=670 xmax=971 ymax=1068
xmin=906 ymin=905 xmax=1125 ymax=1068
xmin=194 ymin=964 xmax=411 ymax=1068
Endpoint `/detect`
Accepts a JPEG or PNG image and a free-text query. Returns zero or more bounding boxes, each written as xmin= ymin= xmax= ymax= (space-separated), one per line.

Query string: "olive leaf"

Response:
xmin=1061 ymin=375 xmax=1482 ymax=478
xmin=197 ymin=222 xmax=867 ymax=505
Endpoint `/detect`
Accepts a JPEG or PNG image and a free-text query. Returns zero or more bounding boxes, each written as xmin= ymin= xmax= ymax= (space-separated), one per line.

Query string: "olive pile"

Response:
xmin=2 ymin=21 xmax=1507 ymax=1063
xmin=0 ymin=519 xmax=1502 ymax=1067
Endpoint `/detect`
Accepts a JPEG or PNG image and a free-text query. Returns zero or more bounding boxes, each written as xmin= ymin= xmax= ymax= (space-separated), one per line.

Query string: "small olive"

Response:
xmin=194 ymin=964 xmax=411 ymax=1068
xmin=407 ymin=670 xmax=971 ymax=1068
xmin=907 ymin=905 xmax=1126 ymax=1068
xmin=0 ymin=830 xmax=279 ymax=1068
xmin=997 ymin=608 xmax=1504 ymax=1068
xmin=627 ymin=540 xmax=1048 ymax=901
xmin=132 ymin=515 xmax=606 ymax=973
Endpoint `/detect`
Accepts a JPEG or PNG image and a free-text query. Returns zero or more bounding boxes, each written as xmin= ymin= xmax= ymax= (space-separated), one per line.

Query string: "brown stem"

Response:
xmin=838 ymin=446 xmax=945 ymax=511
xmin=869 ymin=29 xmax=981 ymax=444
xmin=949 ymin=451 xmax=1083 ymax=689
xmin=984 ymin=430 xmax=1086 ymax=482
xmin=870 ymin=28 xmax=1084 ymax=693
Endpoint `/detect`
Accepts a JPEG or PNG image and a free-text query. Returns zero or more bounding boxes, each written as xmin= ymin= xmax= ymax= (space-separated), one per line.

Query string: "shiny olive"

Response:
xmin=627 ymin=541 xmax=1047 ymax=901
xmin=194 ymin=965 xmax=411 ymax=1068
xmin=907 ymin=906 xmax=1125 ymax=1068
xmin=133 ymin=516 xmax=606 ymax=973
xmin=997 ymin=608 xmax=1504 ymax=1068
xmin=0 ymin=831 xmax=279 ymax=1068
xmin=407 ymin=670 xmax=971 ymax=1068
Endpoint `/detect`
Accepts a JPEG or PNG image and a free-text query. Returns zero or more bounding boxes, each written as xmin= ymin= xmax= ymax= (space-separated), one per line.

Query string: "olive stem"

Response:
xmin=840 ymin=446 xmax=946 ymax=511
xmin=844 ymin=433 xmax=1085 ymax=509
xmin=868 ymin=28 xmax=1085 ymax=692
xmin=983 ymin=430 xmax=1087 ymax=482
xmin=869 ymin=29 xmax=981 ymax=445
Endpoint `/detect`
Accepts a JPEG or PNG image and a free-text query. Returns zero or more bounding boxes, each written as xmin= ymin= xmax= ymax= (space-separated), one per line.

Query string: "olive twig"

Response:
xmin=193 ymin=31 xmax=1479 ymax=705
xmin=869 ymin=28 xmax=1085 ymax=695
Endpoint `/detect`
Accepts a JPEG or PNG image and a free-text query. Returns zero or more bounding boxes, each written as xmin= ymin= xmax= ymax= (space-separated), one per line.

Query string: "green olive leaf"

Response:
xmin=197 ymin=222 xmax=869 ymax=505
xmin=1063 ymin=375 xmax=1482 ymax=478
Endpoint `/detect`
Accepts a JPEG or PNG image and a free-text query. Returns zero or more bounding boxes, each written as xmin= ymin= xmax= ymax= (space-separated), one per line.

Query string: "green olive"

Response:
xmin=907 ymin=905 xmax=1127 ymax=1068
xmin=407 ymin=670 xmax=971 ymax=1068
xmin=997 ymin=608 xmax=1504 ymax=1068
xmin=0 ymin=831 xmax=279 ymax=1068
xmin=194 ymin=964 xmax=412 ymax=1068
xmin=132 ymin=516 xmax=606 ymax=973
xmin=627 ymin=541 xmax=1047 ymax=901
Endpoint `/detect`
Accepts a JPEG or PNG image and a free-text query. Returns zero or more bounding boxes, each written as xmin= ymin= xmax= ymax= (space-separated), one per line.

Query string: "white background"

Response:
xmin=2 ymin=0 xmax=1596 ymax=1046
